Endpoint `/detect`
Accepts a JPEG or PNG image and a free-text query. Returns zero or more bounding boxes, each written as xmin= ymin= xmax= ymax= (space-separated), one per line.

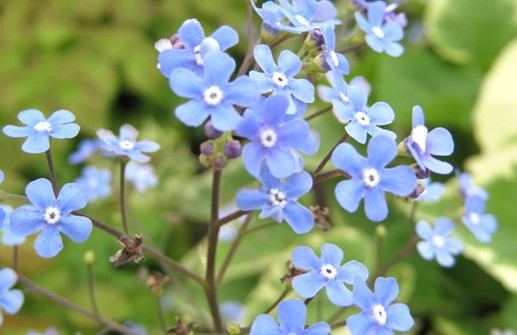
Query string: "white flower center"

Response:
xmin=269 ymin=188 xmax=287 ymax=208
xmin=329 ymin=51 xmax=339 ymax=67
xmin=354 ymin=112 xmax=370 ymax=126
xmin=295 ymin=14 xmax=310 ymax=26
xmin=34 ymin=121 xmax=52 ymax=132
xmin=411 ymin=125 xmax=428 ymax=152
xmin=194 ymin=45 xmax=203 ymax=66
xmin=432 ymin=235 xmax=445 ymax=248
xmin=469 ymin=212 xmax=480 ymax=225
xmin=320 ymin=264 xmax=337 ymax=280
xmin=372 ymin=304 xmax=387 ymax=325
xmin=203 ymin=86 xmax=224 ymax=106
xmin=272 ymin=72 xmax=288 ymax=88
xmin=372 ymin=26 xmax=385 ymax=39
xmin=260 ymin=128 xmax=277 ymax=148
xmin=120 ymin=140 xmax=135 ymax=150
xmin=363 ymin=168 xmax=380 ymax=188
xmin=44 ymin=206 xmax=61 ymax=225
xmin=201 ymin=37 xmax=220 ymax=52
xmin=339 ymin=92 xmax=349 ymax=103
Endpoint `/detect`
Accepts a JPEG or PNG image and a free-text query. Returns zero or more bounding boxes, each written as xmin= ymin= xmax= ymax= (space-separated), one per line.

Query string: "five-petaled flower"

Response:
xmin=250 ymin=299 xmax=331 ymax=335
xmin=348 ymin=277 xmax=414 ymax=335
xmin=332 ymin=135 xmax=417 ymax=221
xmin=291 ymin=243 xmax=369 ymax=306
xmin=0 ymin=268 xmax=24 ymax=326
xmin=75 ymin=166 xmax=112 ymax=202
xmin=3 ymin=109 xmax=80 ymax=154
xmin=462 ymin=195 xmax=497 ymax=243
xmin=10 ymin=178 xmax=93 ymax=258
xmin=416 ymin=218 xmax=463 ymax=267
xmin=97 ymin=124 xmax=160 ymax=163
xmin=236 ymin=166 xmax=314 ymax=234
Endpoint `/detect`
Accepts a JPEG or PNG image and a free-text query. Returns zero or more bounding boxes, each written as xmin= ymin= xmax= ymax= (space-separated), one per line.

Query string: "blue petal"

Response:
xmin=236 ymin=110 xmax=261 ymax=139
xmin=169 ymin=68 xmax=204 ymax=98
xmin=178 ymin=20 xmax=205 ymax=50
xmin=277 ymin=300 xmax=306 ymax=333
xmin=236 ymin=189 xmax=268 ymax=211
xmin=347 ymin=313 xmax=377 ymax=335
xmin=352 ymin=279 xmax=375 ymax=311
xmin=282 ymin=171 xmax=312 ymax=198
xmin=267 ymin=147 xmax=299 ymax=178
xmin=386 ymin=303 xmax=414 ymax=332
xmin=420 ymin=155 xmax=453 ymax=175
xmin=0 ymin=289 xmax=23 ymax=315
xmin=0 ymin=268 xmax=17 ymax=291
xmin=416 ymin=220 xmax=433 ymax=239
xmin=278 ymin=118 xmax=310 ymax=148
xmin=368 ymin=102 xmax=394 ymax=125
xmin=203 ymin=52 xmax=235 ymax=86
xmin=368 ymin=1 xmax=386 ymax=27
xmin=59 ymin=215 xmax=92 ymax=243
xmin=288 ymin=78 xmax=315 ymax=103
xmin=51 ymin=123 xmax=80 ymax=139
xmin=17 ymin=109 xmax=45 ymax=126
xmin=158 ymin=49 xmax=193 ymax=77
xmin=47 ymin=109 xmax=75 ymax=124
xmin=242 ymin=143 xmax=264 ymax=177
xmin=57 ymin=183 xmax=88 ymax=213
xmin=345 ymin=121 xmax=367 ymax=144
xmin=465 ymin=194 xmax=486 ymax=214
xmin=292 ymin=272 xmax=325 ymax=298
xmin=434 ymin=217 xmax=454 ymax=235
xmin=331 ymin=143 xmax=365 ymax=178
xmin=250 ymin=314 xmax=281 ymax=335
xmin=209 ymin=104 xmax=243 ymax=132
xmin=210 ymin=25 xmax=238 ymax=51
xmin=263 ymin=95 xmax=289 ymax=125
xmin=249 ymin=71 xmax=275 ymax=93
xmin=365 ymin=35 xmax=384 ymax=53
xmin=427 ymin=127 xmax=454 ymax=156
xmin=283 ymin=202 xmax=313 ymax=234
xmin=225 ymin=76 xmax=259 ymax=107
xmin=277 ymin=49 xmax=301 ymax=78
xmin=314 ymin=0 xmax=338 ymax=22
xmin=367 ymin=135 xmax=397 ymax=169
xmin=134 ymin=140 xmax=160 ymax=153
xmin=416 ymin=241 xmax=435 ymax=260
xmin=326 ymin=280 xmax=353 ymax=307
xmin=435 ymin=248 xmax=455 ymax=267
xmin=337 ymin=260 xmax=369 ymax=283
xmin=34 ymin=225 xmax=63 ymax=258
xmin=291 ymin=246 xmax=322 ymax=271
xmin=384 ymin=42 xmax=404 ymax=57
xmin=379 ymin=166 xmax=416 ymax=196
xmin=364 ymin=188 xmax=388 ymax=221
xmin=446 ymin=237 xmax=463 ymax=254
xmin=383 ymin=22 xmax=404 ymax=41
xmin=354 ymin=11 xmax=370 ymax=33
xmin=335 ymin=179 xmax=366 ymax=213
xmin=9 ymin=207 xmax=44 ymax=237
xmin=175 ymin=100 xmax=210 ymax=128
xmin=374 ymin=277 xmax=399 ymax=306
xmin=305 ymin=322 xmax=331 ymax=335
xmin=26 ymin=178 xmax=55 ymax=210
xmin=320 ymin=243 xmax=343 ymax=267
xmin=2 ymin=125 xmax=31 ymax=138
xmin=22 ymin=131 xmax=50 ymax=154
xmin=347 ymin=86 xmax=367 ymax=112
xmin=412 ymin=106 xmax=425 ymax=127
xmin=254 ymin=44 xmax=276 ymax=74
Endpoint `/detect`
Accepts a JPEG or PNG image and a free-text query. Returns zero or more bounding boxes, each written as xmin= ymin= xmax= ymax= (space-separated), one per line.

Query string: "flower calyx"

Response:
xmin=109 ymin=234 xmax=144 ymax=267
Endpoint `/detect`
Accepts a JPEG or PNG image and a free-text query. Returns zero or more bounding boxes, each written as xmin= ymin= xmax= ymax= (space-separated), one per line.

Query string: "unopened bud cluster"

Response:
xmin=199 ymin=122 xmax=242 ymax=170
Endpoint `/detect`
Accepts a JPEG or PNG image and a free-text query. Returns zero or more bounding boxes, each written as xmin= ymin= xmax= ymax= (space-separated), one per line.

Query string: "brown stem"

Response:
xmin=237 ymin=4 xmax=258 ymax=77
xmin=312 ymin=134 xmax=349 ymax=176
xmin=217 ymin=209 xmax=249 ymax=228
xmin=313 ymin=169 xmax=349 ymax=184
xmin=264 ymin=286 xmax=290 ymax=314
xmin=45 ymin=149 xmax=59 ymax=197
xmin=304 ymin=106 xmax=333 ymax=122
xmin=119 ymin=160 xmax=130 ymax=235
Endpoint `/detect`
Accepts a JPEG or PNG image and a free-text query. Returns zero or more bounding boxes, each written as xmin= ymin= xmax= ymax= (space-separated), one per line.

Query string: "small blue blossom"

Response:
xmin=125 ymin=161 xmax=158 ymax=192
xmin=457 ymin=170 xmax=488 ymax=200
xmin=355 ymin=1 xmax=404 ymax=57
xmin=291 ymin=243 xmax=369 ymax=306
xmin=97 ymin=124 xmax=160 ymax=163
xmin=250 ymin=44 xmax=315 ymax=116
xmin=403 ymin=106 xmax=454 ymax=175
xmin=332 ymin=135 xmax=417 ymax=221
xmin=3 ymin=109 xmax=80 ymax=154
xmin=416 ymin=218 xmax=463 ymax=267
xmin=170 ymin=52 xmax=259 ymax=131
xmin=0 ymin=267 xmax=24 ymax=326
xmin=415 ymin=178 xmax=445 ymax=202
xmin=0 ymin=205 xmax=26 ymax=246
xmin=236 ymin=95 xmax=319 ymax=178
xmin=348 ymin=277 xmax=414 ymax=335
xmin=75 ymin=166 xmax=112 ymax=201
xmin=69 ymin=139 xmax=103 ymax=164
xmin=251 ymin=0 xmax=340 ymax=34
xmin=250 ymin=299 xmax=330 ymax=335
xmin=236 ymin=166 xmax=314 ymax=234
xmin=319 ymin=27 xmax=350 ymax=76
xmin=10 ymin=178 xmax=92 ymax=258
xmin=158 ymin=19 xmax=239 ymax=76
xmin=462 ymin=195 xmax=497 ymax=243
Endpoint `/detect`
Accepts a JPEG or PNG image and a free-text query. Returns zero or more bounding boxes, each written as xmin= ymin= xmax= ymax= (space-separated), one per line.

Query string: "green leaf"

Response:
xmin=425 ymin=0 xmax=517 ymax=69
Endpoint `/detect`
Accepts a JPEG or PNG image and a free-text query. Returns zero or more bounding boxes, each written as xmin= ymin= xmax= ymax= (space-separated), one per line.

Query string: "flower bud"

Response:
xmin=412 ymin=164 xmax=430 ymax=179
xmin=223 ymin=140 xmax=242 ymax=159
xmin=200 ymin=141 xmax=215 ymax=156
xmin=204 ymin=121 xmax=223 ymax=139
xmin=375 ymin=224 xmax=387 ymax=240
xmin=212 ymin=154 xmax=227 ymax=170
xmin=406 ymin=180 xmax=425 ymax=200
xmin=227 ymin=322 xmax=241 ymax=335
xmin=170 ymin=33 xmax=185 ymax=49
xmin=84 ymin=250 xmax=95 ymax=264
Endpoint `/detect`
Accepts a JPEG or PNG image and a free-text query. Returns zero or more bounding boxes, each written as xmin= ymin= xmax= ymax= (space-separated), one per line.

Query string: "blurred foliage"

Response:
xmin=0 ymin=0 xmax=516 ymax=334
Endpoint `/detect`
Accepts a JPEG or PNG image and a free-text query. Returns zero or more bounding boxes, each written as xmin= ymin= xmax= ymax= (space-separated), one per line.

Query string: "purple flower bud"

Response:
xmin=212 ymin=154 xmax=227 ymax=170
xmin=200 ymin=141 xmax=215 ymax=156
xmin=413 ymin=164 xmax=430 ymax=179
xmin=204 ymin=121 xmax=223 ymax=139
xmin=223 ymin=140 xmax=242 ymax=159
xmin=170 ymin=33 xmax=185 ymax=49
xmin=407 ymin=180 xmax=425 ymax=199
xmin=307 ymin=27 xmax=324 ymax=49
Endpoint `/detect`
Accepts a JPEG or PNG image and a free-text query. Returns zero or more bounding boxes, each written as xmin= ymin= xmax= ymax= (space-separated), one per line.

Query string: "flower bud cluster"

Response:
xmin=199 ymin=128 xmax=242 ymax=170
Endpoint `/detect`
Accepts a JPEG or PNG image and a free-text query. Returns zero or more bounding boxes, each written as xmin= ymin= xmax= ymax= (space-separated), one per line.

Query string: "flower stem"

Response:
xmin=86 ymin=256 xmax=100 ymax=318
xmin=312 ymin=134 xmax=349 ymax=176
xmin=313 ymin=169 xmax=349 ymax=184
xmin=45 ymin=149 xmax=59 ymax=197
xmin=205 ymin=169 xmax=223 ymax=332
xmin=264 ymin=286 xmax=290 ymax=314
xmin=217 ymin=209 xmax=249 ymax=228
xmin=119 ymin=160 xmax=130 ymax=235
xmin=304 ymin=105 xmax=333 ymax=122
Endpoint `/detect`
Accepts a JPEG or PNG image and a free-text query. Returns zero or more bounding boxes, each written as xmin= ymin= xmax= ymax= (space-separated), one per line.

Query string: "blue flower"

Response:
xmin=334 ymin=85 xmax=396 ymax=144
xmin=9 ymin=178 xmax=92 ymax=258
xmin=158 ymin=19 xmax=239 ymax=76
xmin=69 ymin=139 xmax=103 ymax=164
xmin=251 ymin=0 xmax=340 ymax=34
xmin=97 ymin=124 xmax=160 ymax=163
xmin=319 ymin=27 xmax=349 ymax=76
xmin=416 ymin=218 xmax=463 ymax=267
xmin=0 ymin=170 xmax=3 ymax=184
xmin=347 ymin=277 xmax=414 ymax=335
xmin=291 ymin=243 xmax=369 ymax=306
xmin=125 ymin=161 xmax=158 ymax=192
xmin=457 ymin=170 xmax=488 ymax=200
xmin=462 ymin=195 xmax=497 ymax=243
xmin=170 ymin=52 xmax=259 ymax=131
xmin=332 ymin=135 xmax=417 ymax=221
xmin=0 ymin=268 xmax=24 ymax=326
xmin=75 ymin=166 xmax=112 ymax=201
xmin=250 ymin=299 xmax=330 ymax=335
xmin=3 ymin=109 xmax=80 ymax=154
xmin=236 ymin=166 xmax=314 ymax=234
xmin=0 ymin=205 xmax=26 ymax=246
xmin=250 ymin=44 xmax=315 ymax=116
xmin=415 ymin=178 xmax=445 ymax=202
xmin=355 ymin=1 xmax=404 ymax=57
xmin=403 ymin=106 xmax=454 ymax=175
xmin=236 ymin=95 xmax=319 ymax=178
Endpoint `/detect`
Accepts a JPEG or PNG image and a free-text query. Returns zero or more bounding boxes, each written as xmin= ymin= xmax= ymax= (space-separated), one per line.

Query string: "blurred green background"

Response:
xmin=1 ymin=0 xmax=517 ymax=334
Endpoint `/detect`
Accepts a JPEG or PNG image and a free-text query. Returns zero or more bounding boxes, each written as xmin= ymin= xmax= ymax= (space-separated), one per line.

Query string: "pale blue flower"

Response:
xmin=457 ymin=170 xmax=488 ymax=200
xmin=320 ymin=27 xmax=349 ymax=76
xmin=69 ymin=139 xmax=103 ymax=164
xmin=415 ymin=178 xmax=445 ymax=202
xmin=75 ymin=166 xmax=112 ymax=201
xmin=125 ymin=162 xmax=158 ymax=192
xmin=462 ymin=195 xmax=497 ymax=243
xmin=416 ymin=218 xmax=463 ymax=267
xmin=97 ymin=124 xmax=160 ymax=163
xmin=0 ymin=268 xmax=24 ymax=326
xmin=0 ymin=205 xmax=26 ymax=246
